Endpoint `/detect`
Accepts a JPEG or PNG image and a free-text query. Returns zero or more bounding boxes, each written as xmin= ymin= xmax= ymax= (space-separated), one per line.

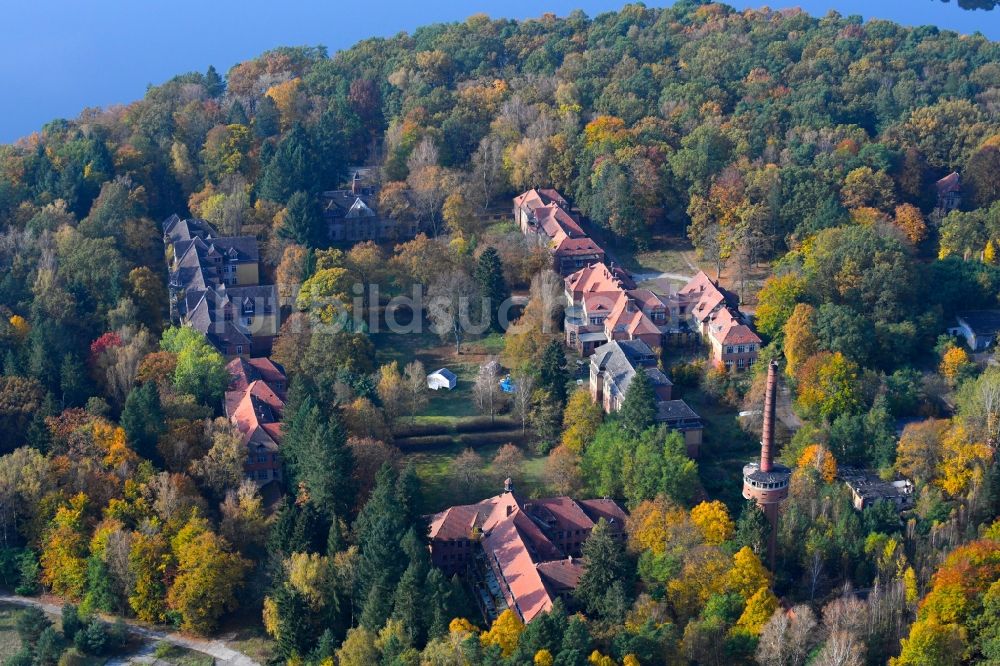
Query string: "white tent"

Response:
xmin=427 ymin=368 xmax=457 ymax=390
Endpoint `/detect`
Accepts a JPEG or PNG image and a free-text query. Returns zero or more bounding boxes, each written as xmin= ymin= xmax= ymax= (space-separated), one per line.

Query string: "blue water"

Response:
xmin=0 ymin=0 xmax=996 ymax=143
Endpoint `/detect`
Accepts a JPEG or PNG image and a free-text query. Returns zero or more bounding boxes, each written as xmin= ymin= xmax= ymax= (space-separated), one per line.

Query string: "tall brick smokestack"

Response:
xmin=760 ymin=359 xmax=779 ymax=473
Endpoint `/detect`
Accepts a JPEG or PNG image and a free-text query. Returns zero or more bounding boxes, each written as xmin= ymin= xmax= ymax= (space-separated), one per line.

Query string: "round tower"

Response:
xmin=742 ymin=359 xmax=791 ymax=568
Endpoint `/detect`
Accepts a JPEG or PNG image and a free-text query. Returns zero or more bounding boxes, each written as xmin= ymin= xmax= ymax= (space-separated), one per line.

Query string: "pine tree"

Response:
xmin=574 ymin=519 xmax=632 ymax=618
xmin=120 ymin=381 xmax=164 ymax=461
xmin=734 ymin=500 xmax=769 ymax=559
xmin=278 ymin=191 xmax=326 ymax=248
xmin=282 ymin=398 xmax=354 ymax=519
xmin=539 ymin=341 xmax=569 ymax=406
xmin=227 ymin=101 xmax=249 ymax=125
xmin=475 ymin=247 xmax=510 ymax=332
xmin=555 ymin=615 xmax=591 ymax=666
xmin=259 ymin=126 xmax=311 ymax=202
xmin=618 ymin=368 xmax=656 ymax=437
xmin=253 ymin=96 xmax=281 ymax=139
xmin=355 ymin=465 xmax=408 ymax=627
xmin=204 ymin=65 xmax=225 ymax=97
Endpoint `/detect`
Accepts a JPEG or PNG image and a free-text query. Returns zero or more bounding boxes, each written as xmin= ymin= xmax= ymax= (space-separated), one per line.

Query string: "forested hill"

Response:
xmin=2 ymin=3 xmax=1000 ymax=664
xmin=2 ymin=1 xmax=999 ymax=249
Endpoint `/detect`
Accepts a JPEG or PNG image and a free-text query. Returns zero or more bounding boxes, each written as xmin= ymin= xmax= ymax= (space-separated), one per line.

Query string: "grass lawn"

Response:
xmin=0 ymin=604 xmax=22 ymax=662
xmin=373 ymin=326 xmax=512 ymax=422
xmin=153 ymin=643 xmax=215 ymax=666
xmin=681 ymin=389 xmax=760 ymax=511
xmin=407 ymin=439 xmax=549 ymax=514
xmin=218 ymin=624 xmax=276 ymax=665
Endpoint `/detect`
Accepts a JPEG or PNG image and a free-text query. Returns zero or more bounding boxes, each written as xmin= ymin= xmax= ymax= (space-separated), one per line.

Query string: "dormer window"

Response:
xmin=242 ymin=298 xmax=255 ymax=315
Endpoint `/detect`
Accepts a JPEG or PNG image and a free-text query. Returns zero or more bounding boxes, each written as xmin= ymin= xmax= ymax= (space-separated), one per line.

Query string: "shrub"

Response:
xmin=60 ymin=605 xmax=83 ymax=642
xmin=73 ymin=620 xmax=108 ymax=656
xmin=14 ymin=607 xmax=51 ymax=647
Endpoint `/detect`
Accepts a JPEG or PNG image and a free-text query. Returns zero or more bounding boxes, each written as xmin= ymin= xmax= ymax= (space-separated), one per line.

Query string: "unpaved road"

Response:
xmin=0 ymin=594 xmax=260 ymax=666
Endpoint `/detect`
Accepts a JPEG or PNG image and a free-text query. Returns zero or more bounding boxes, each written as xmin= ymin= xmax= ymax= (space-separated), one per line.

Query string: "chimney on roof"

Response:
xmin=503 ymin=477 xmax=513 ymax=494
xmin=351 ymin=171 xmax=360 ymax=195
xmin=760 ymin=360 xmax=779 ymax=473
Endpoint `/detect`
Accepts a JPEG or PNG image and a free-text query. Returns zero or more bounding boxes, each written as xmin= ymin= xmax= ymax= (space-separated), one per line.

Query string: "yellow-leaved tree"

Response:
xmin=690 ymin=500 xmax=735 ymax=545
xmin=561 ymin=389 xmax=604 ymax=452
xmin=167 ymin=517 xmax=249 ymax=634
xmin=40 ymin=492 xmax=89 ymax=600
xmin=737 ymin=587 xmax=779 ymax=634
xmin=797 ymin=444 xmax=838 ymax=483
xmin=727 ymin=547 xmax=772 ymax=600
xmin=481 ymin=609 xmax=524 ymax=657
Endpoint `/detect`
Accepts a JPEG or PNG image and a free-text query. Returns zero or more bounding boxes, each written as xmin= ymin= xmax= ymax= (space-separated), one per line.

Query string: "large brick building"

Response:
xmin=427 ymin=482 xmax=627 ymax=623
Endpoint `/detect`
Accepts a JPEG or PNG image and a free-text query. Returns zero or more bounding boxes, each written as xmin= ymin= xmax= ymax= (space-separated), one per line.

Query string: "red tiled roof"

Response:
xmin=936 ymin=171 xmax=961 ymax=195
xmin=226 ymin=357 xmax=287 ymax=395
xmin=535 ymin=205 xmax=586 ymax=239
xmin=513 ymin=188 xmax=568 ymax=212
xmin=428 ymin=490 xmax=628 ymax=623
xmin=553 ymin=235 xmax=605 ymax=256
xmin=566 ymin=263 xmax=629 ymax=302
xmin=577 ymin=498 xmax=629 ymax=527
xmin=707 ymin=307 xmax=762 ymax=345
xmin=536 ymin=558 xmax=584 ymax=594
xmin=229 ymin=380 xmax=285 ymax=446
xmin=605 ymin=292 xmax=661 ymax=338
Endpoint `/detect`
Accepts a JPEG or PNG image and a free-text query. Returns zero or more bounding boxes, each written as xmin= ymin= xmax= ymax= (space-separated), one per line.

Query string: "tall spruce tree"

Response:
xmin=474 ymin=247 xmax=510 ymax=332
xmin=278 ymin=191 xmax=326 ymax=248
xmin=120 ymin=381 xmax=165 ymax=461
xmin=619 ymin=368 xmax=656 ymax=436
xmin=259 ymin=125 xmax=311 ymax=202
xmin=574 ymin=519 xmax=632 ymax=618
xmin=539 ymin=341 xmax=569 ymax=406
xmin=281 ymin=398 xmax=354 ymax=519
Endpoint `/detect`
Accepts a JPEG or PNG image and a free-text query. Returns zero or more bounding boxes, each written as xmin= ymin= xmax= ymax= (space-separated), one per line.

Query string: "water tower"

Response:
xmin=742 ymin=359 xmax=791 ymax=569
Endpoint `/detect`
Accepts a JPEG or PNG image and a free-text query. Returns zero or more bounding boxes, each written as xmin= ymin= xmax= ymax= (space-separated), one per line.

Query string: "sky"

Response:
xmin=0 ymin=0 xmax=997 ymax=144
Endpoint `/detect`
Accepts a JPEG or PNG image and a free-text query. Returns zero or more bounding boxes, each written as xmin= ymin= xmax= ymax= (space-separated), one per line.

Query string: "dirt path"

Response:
xmin=0 ymin=594 xmax=260 ymax=666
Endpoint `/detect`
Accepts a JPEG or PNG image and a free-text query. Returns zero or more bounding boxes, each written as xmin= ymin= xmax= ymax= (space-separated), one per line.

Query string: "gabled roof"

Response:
xmin=552 ymin=234 xmax=605 ymax=257
xmin=429 ymin=368 xmax=457 ymax=381
xmin=513 ymin=188 xmax=568 ymax=212
xmin=535 ymin=204 xmax=586 ymax=239
xmin=226 ymin=357 xmax=287 ymax=395
xmin=936 ymin=171 xmax=961 ymax=195
xmin=228 ymin=380 xmax=285 ymax=447
xmin=163 ymin=216 xmax=218 ymax=244
xmin=706 ymin=307 xmax=761 ymax=345
xmin=565 ymin=263 xmax=633 ymax=302
xmin=427 ymin=489 xmax=628 ymax=623
xmin=591 ymin=339 xmax=671 ymax=397
xmin=604 ymin=292 xmax=661 ymax=338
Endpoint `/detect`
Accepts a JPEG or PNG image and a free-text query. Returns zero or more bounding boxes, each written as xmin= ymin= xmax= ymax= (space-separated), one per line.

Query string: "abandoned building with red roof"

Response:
xmin=513 ymin=188 xmax=606 ymax=275
xmin=427 ymin=480 xmax=627 ymax=623
xmin=564 ymin=262 xmax=683 ymax=355
xmin=224 ymin=357 xmax=287 ymax=489
xmin=678 ymin=271 xmax=761 ymax=371
xmin=589 ymin=339 xmax=704 ymax=456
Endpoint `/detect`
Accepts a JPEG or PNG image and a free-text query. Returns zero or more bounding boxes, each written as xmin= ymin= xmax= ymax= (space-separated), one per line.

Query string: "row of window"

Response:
xmin=247 ymin=453 xmax=279 ymax=465
xmin=247 ymin=469 xmax=277 ymax=481
xmin=724 ymin=344 xmax=758 ymax=354
xmin=724 ymin=357 xmax=757 ymax=370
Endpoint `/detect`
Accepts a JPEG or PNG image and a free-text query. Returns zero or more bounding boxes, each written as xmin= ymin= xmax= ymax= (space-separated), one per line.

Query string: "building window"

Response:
xmin=245 ymin=317 xmax=253 ymax=326
xmin=748 ymin=344 xmax=756 ymax=352
xmin=236 ymin=345 xmax=243 ymax=354
xmin=257 ymin=455 xmax=267 ymax=464
xmin=737 ymin=345 xmax=745 ymax=354
xmin=726 ymin=346 xmax=734 ymax=354
xmin=738 ymin=358 xmax=745 ymax=369
xmin=256 ymin=470 xmax=268 ymax=480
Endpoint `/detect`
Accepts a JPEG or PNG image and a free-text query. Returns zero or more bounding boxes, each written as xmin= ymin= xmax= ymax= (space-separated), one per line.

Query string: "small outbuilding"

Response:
xmin=951 ymin=311 xmax=1000 ymax=352
xmin=427 ymin=368 xmax=457 ymax=391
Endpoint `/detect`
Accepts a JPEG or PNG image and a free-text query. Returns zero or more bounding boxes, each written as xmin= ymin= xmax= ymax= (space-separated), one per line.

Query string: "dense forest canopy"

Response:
xmin=1 ymin=2 xmax=1000 ymax=665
